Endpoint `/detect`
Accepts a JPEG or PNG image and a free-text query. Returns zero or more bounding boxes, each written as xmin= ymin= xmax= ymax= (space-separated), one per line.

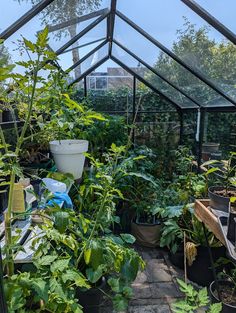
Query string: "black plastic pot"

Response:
xmin=208 ymin=186 xmax=232 ymax=212
xmin=76 ymin=279 xmax=106 ymax=313
xmin=227 ymin=211 xmax=236 ymax=243
xmin=168 ymin=245 xmax=184 ymax=270
xmin=187 ymin=245 xmax=226 ymax=287
xmin=210 ymin=280 xmax=236 ymax=313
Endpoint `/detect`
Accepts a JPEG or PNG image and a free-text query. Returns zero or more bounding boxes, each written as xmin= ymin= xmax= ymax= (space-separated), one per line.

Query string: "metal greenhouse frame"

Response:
xmin=0 ymin=1 xmax=236 ymax=310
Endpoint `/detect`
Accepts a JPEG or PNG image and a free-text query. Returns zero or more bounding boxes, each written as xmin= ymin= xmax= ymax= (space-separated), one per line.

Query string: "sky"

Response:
xmin=1 ymin=0 xmax=236 ymax=78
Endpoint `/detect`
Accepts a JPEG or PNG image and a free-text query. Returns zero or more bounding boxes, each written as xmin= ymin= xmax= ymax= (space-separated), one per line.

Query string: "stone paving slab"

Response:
xmin=101 ymin=246 xmax=184 ymax=313
xmin=146 ymin=259 xmax=172 ymax=282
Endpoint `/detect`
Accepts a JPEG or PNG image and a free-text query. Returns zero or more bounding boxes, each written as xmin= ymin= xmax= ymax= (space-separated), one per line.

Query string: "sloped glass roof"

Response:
xmin=194 ymin=0 xmax=236 ymax=34
xmin=1 ymin=0 xmax=236 ymax=111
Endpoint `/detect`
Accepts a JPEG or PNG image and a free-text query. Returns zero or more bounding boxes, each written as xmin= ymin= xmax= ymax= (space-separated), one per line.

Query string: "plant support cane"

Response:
xmin=0 ymin=245 xmax=8 ymax=313
xmin=202 ymin=222 xmax=222 ymax=301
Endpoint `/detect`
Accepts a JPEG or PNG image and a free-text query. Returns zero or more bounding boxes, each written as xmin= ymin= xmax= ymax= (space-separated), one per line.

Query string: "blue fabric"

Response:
xmin=47 ymin=192 xmax=73 ymax=209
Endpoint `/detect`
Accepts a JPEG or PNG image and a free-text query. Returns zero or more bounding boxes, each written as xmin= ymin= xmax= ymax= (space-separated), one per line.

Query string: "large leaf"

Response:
xmin=86 ymin=265 xmax=104 ymax=284
xmin=120 ymin=234 xmax=136 ymax=244
xmin=50 ymin=258 xmax=70 ymax=273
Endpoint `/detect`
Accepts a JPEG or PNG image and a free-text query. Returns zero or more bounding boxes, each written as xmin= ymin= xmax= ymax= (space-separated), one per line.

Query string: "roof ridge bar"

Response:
xmin=108 ymin=0 xmax=117 ymax=57
xmin=110 ymin=55 xmax=183 ymax=112
xmin=47 ymin=8 xmax=109 ymax=33
xmin=113 ymin=39 xmax=201 ymax=107
xmin=116 ymin=10 xmax=236 ymax=107
xmin=181 ymin=0 xmax=236 ymax=45
xmin=69 ymin=55 xmax=109 ymax=87
xmin=56 ymin=11 xmax=109 ymax=55
xmin=0 ymin=0 xmax=54 ymax=40
xmin=66 ymin=39 xmax=108 ymax=72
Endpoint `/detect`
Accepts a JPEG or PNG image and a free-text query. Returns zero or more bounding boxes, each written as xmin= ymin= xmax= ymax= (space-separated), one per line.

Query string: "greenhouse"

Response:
xmin=0 ymin=0 xmax=236 ymax=312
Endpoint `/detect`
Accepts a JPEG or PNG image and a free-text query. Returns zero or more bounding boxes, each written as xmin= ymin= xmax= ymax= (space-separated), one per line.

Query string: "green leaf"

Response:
xmin=32 ymin=279 xmax=48 ymax=302
xmin=86 ymin=265 xmax=104 ymax=284
xmin=36 ymin=255 xmax=57 ymax=267
xmin=54 ymin=211 xmax=69 ymax=233
xmin=209 ymin=303 xmax=222 ymax=313
xmin=113 ymin=294 xmax=129 ymax=311
xmin=108 ymin=278 xmax=120 ymax=292
xmin=50 ymin=258 xmax=70 ymax=273
xmin=120 ymin=233 xmax=136 ymax=244
xmin=63 ymin=269 xmax=90 ymax=289
xmin=84 ymin=249 xmax=92 ymax=265
xmin=23 ymin=38 xmax=35 ymax=52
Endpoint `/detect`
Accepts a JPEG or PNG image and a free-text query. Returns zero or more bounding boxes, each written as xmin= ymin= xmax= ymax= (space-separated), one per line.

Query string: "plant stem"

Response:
xmin=76 ymin=191 xmax=108 ymax=267
xmin=4 ymin=171 xmax=15 ymax=276
xmin=4 ymin=55 xmax=40 ymax=276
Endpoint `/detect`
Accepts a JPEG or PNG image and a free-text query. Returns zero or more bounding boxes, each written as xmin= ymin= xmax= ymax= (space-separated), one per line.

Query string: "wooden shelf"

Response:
xmin=194 ymin=199 xmax=226 ymax=245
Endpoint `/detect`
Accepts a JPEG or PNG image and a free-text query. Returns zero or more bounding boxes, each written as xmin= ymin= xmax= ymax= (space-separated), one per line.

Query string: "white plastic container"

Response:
xmin=49 ymin=140 xmax=89 ymax=179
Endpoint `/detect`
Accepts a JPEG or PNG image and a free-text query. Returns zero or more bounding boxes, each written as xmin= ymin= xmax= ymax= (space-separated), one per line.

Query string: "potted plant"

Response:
xmin=172 ymin=279 xmax=222 ymax=313
xmin=127 ymin=162 xmax=162 ymax=247
xmin=204 ymin=152 xmax=236 ymax=212
xmin=37 ymin=72 xmax=105 ymax=180
xmin=227 ymin=198 xmax=236 ymax=243
xmin=210 ymin=259 xmax=236 ymax=313
xmin=158 ymin=204 xmax=225 ymax=286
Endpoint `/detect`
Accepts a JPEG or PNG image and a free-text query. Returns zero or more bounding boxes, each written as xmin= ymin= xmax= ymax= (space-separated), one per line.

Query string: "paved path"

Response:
xmin=102 ymin=246 xmax=184 ymax=313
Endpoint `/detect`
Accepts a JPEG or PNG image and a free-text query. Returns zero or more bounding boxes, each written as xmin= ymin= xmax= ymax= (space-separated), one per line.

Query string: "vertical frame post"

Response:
xmin=132 ymin=76 xmax=136 ymax=144
xmin=84 ymin=77 xmax=87 ymax=98
xmin=197 ymin=108 xmax=205 ymax=172
xmin=0 ymin=246 xmax=7 ymax=313
xmin=179 ymin=110 xmax=184 ymax=145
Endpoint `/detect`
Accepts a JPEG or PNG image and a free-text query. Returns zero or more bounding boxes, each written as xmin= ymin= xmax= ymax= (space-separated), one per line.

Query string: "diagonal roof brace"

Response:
xmin=56 ymin=11 xmax=109 ymax=55
xmin=111 ymin=55 xmax=185 ymax=112
xmin=66 ymin=39 xmax=108 ymax=73
xmin=116 ymin=10 xmax=236 ymax=108
xmin=0 ymin=0 xmax=55 ymax=40
xmin=181 ymin=0 xmax=236 ymax=45
xmin=47 ymin=8 xmax=109 ymax=33
xmin=113 ymin=39 xmax=201 ymax=108
xmin=68 ymin=55 xmax=109 ymax=87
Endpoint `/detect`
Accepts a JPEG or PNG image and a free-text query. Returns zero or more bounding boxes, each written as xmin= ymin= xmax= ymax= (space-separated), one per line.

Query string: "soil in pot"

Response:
xmin=187 ymin=245 xmax=226 ymax=287
xmin=209 ymin=186 xmax=236 ymax=212
xmin=210 ymin=280 xmax=236 ymax=313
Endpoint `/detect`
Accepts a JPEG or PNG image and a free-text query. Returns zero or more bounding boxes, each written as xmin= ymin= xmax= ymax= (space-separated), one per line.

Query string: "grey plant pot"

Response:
xmin=208 ymin=186 xmax=232 ymax=212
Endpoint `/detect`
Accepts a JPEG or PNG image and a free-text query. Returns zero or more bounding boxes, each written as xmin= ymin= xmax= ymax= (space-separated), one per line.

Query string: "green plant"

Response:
xmin=157 ymin=205 xmax=222 ymax=255
xmin=204 ymin=152 xmax=236 ymax=196
xmin=172 ymin=279 xmax=222 ymax=313
xmin=0 ymin=28 xmax=61 ymax=276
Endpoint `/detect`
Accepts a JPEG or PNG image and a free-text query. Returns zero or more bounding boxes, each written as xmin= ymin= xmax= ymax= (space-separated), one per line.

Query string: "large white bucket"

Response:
xmin=49 ymin=140 xmax=89 ymax=179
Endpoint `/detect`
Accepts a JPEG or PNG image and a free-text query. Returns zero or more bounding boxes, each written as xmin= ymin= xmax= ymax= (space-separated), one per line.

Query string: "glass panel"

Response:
xmin=48 ymin=16 xmax=100 ymax=51
xmin=87 ymin=59 xmax=133 ymax=111
xmin=69 ymin=42 xmax=108 ymax=81
xmin=113 ymin=16 xmax=233 ymax=108
xmin=87 ymin=58 xmax=133 ymax=93
xmin=58 ymin=39 xmax=106 ymax=70
xmin=1 ymin=0 xmax=110 ymax=34
xmin=113 ymin=43 xmax=198 ymax=109
xmin=0 ymin=0 xmax=32 ymax=32
xmin=195 ymin=0 xmax=236 ymax=34
xmin=57 ymin=17 xmax=106 ymax=59
xmin=3 ymin=0 xmax=109 ymax=73
xmin=117 ymin=0 xmax=236 ymax=104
